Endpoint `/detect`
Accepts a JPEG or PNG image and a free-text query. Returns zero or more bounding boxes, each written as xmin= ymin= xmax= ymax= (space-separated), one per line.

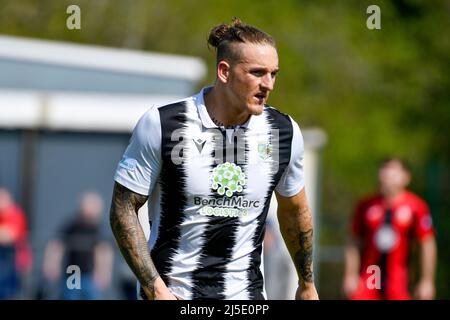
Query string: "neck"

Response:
xmin=381 ymin=188 xmax=404 ymax=204
xmin=204 ymin=86 xmax=250 ymax=127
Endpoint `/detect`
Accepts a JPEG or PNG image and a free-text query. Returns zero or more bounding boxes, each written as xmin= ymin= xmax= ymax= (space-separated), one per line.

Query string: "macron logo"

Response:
xmin=193 ymin=138 xmax=206 ymax=153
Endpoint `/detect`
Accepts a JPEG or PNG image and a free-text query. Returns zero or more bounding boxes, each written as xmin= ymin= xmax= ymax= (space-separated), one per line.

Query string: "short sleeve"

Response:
xmin=275 ymin=117 xmax=305 ymax=197
xmin=114 ymin=106 xmax=162 ymax=196
xmin=414 ymin=198 xmax=435 ymax=241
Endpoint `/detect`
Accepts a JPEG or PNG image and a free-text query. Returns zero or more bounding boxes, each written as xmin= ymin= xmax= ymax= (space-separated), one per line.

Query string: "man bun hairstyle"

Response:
xmin=208 ymin=18 xmax=276 ymax=64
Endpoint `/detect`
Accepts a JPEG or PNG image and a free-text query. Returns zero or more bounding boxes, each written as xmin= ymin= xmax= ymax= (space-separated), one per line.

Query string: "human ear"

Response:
xmin=217 ymin=61 xmax=230 ymax=84
xmin=403 ymin=171 xmax=412 ymax=187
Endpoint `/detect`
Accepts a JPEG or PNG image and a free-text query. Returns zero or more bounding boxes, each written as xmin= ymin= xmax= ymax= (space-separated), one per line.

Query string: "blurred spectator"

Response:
xmin=0 ymin=187 xmax=32 ymax=299
xmin=343 ymin=157 xmax=437 ymax=300
xmin=40 ymin=191 xmax=113 ymax=300
xmin=117 ymin=259 xmax=138 ymax=300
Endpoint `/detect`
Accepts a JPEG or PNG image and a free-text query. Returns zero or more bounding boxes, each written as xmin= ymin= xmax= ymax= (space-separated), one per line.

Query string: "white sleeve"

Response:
xmin=275 ymin=117 xmax=305 ymax=197
xmin=114 ymin=106 xmax=162 ymax=196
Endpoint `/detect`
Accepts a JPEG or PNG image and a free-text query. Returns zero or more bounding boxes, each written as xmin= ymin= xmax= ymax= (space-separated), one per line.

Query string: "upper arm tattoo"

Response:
xmin=109 ymin=182 xmax=159 ymax=295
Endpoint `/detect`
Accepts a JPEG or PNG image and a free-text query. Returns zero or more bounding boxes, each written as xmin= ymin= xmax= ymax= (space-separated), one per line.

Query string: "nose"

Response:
xmin=260 ymin=73 xmax=274 ymax=91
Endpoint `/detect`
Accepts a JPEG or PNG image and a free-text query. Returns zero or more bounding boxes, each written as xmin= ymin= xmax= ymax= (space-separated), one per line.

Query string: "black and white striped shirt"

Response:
xmin=114 ymin=87 xmax=305 ymax=300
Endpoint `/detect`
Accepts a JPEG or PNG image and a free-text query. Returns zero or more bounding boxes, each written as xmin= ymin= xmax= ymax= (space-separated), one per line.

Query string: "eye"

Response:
xmin=250 ymin=70 xmax=265 ymax=77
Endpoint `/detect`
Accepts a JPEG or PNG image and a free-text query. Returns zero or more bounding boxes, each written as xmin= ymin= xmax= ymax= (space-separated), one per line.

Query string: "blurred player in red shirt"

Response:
xmin=0 ymin=187 xmax=32 ymax=299
xmin=343 ymin=158 xmax=437 ymax=300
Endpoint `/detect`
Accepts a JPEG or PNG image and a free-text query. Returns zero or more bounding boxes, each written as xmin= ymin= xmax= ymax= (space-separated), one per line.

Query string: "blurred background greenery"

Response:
xmin=0 ymin=0 xmax=448 ymax=299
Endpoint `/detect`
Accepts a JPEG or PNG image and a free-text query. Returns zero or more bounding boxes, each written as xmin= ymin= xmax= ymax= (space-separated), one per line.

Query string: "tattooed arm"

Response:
xmin=110 ymin=182 xmax=176 ymax=300
xmin=275 ymin=188 xmax=319 ymax=300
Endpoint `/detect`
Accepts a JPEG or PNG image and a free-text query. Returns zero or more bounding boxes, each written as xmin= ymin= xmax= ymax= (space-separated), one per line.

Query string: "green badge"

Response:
xmin=258 ymin=142 xmax=272 ymax=160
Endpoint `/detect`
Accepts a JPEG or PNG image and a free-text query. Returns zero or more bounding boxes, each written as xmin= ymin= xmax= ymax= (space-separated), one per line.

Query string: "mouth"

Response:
xmin=254 ymin=93 xmax=267 ymax=105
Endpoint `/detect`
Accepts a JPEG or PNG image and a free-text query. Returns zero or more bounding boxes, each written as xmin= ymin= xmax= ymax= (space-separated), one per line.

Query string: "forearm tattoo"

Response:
xmin=280 ymin=206 xmax=314 ymax=284
xmin=295 ymin=228 xmax=314 ymax=283
xmin=109 ymin=182 xmax=159 ymax=296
